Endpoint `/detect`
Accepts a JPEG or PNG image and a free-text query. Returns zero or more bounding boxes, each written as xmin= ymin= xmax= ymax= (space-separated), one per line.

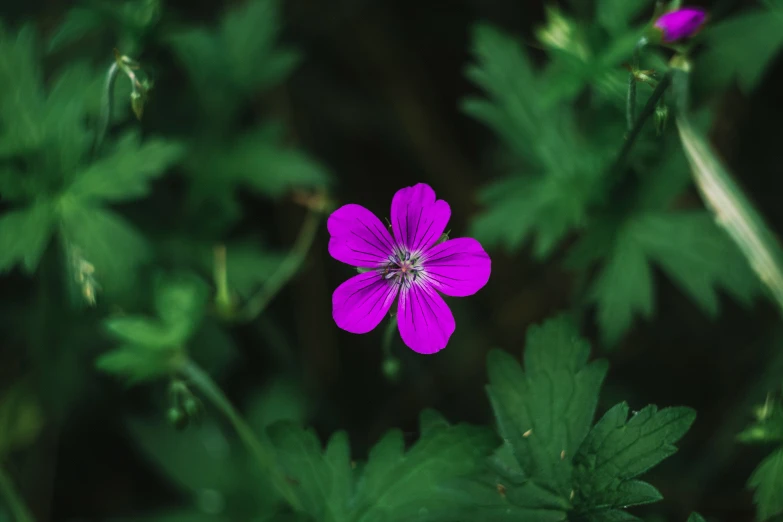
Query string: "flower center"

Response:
xmin=382 ymin=248 xmax=423 ymax=288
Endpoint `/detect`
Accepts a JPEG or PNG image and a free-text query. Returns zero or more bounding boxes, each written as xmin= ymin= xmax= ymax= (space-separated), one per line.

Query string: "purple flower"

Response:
xmin=654 ymin=7 xmax=707 ymax=42
xmin=327 ymin=183 xmax=491 ymax=354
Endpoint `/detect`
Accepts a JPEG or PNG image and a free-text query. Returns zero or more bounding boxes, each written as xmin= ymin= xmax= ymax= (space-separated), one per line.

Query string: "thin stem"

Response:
xmin=0 ymin=467 xmax=35 ymax=522
xmin=238 ymin=210 xmax=321 ymax=321
xmin=95 ymin=61 xmax=120 ymax=153
xmin=626 ymin=48 xmax=640 ymax=133
xmin=181 ymin=359 xmax=303 ymax=511
xmin=613 ymin=70 xmax=672 ymax=174
xmin=382 ymin=316 xmax=398 ymax=358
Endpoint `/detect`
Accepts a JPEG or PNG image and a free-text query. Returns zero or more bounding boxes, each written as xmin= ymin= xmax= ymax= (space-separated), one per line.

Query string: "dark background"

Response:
xmin=2 ymin=0 xmax=782 ymax=520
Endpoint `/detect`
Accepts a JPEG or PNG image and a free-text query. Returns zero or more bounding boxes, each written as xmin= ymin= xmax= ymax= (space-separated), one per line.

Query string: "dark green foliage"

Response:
xmin=464 ymin=13 xmax=760 ymax=346
xmin=450 ymin=317 xmax=695 ymax=521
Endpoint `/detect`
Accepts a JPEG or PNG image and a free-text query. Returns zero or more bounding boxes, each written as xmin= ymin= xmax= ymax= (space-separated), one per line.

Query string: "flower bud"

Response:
xmin=167 ymin=407 xmax=188 ymax=430
xmin=653 ymin=7 xmax=707 ymax=43
xmin=382 ymin=356 xmax=401 ymax=382
xmin=654 ymin=103 xmax=669 ymax=135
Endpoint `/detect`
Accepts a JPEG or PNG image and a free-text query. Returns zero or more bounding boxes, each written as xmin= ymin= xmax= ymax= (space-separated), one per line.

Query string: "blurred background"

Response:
xmin=1 ymin=0 xmax=783 ymax=520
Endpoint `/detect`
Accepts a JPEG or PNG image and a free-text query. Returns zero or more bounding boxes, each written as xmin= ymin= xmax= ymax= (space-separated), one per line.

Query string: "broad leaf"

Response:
xmin=486 ymin=317 xmax=608 ymax=496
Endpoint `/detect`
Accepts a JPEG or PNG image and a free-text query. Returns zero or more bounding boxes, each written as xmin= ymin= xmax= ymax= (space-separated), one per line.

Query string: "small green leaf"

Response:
xmin=67 ymin=132 xmax=183 ymax=203
xmin=153 ymin=272 xmax=208 ymax=341
xmin=572 ymin=402 xmax=696 ymax=513
xmin=486 ymin=317 xmax=608 ymax=495
xmin=687 ymin=513 xmax=707 ymax=522
xmin=748 ymin=448 xmax=783 ymax=520
xmin=0 ymin=200 xmax=55 ymax=274
xmin=95 ymin=344 xmax=181 ymax=385
xmin=104 ymin=316 xmax=180 ymax=349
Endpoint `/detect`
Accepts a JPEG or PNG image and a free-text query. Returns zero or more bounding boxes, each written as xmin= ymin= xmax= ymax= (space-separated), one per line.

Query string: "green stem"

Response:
xmin=613 ymin=70 xmax=672 ymax=174
xmin=95 ymin=61 xmax=120 ymax=153
xmin=382 ymin=316 xmax=398 ymax=358
xmin=181 ymin=360 xmax=303 ymax=511
xmin=626 ymin=44 xmax=642 ymax=132
xmin=238 ymin=210 xmax=321 ymax=321
xmin=0 ymin=467 xmax=34 ymax=522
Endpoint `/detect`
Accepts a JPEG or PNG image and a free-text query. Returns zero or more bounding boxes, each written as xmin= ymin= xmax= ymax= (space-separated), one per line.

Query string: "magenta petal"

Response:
xmin=328 ymin=204 xmax=396 ymax=267
xmin=333 ymin=272 xmax=398 ymax=334
xmin=391 ymin=183 xmax=451 ymax=253
xmin=397 ymin=283 xmax=455 ymax=354
xmin=654 ymin=7 xmax=706 ymax=42
xmin=423 ymin=238 xmax=491 ymax=297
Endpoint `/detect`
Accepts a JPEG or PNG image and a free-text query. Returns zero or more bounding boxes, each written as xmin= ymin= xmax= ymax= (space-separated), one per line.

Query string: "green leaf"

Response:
xmin=95 ymin=344 xmax=180 ymax=384
xmin=588 ymin=225 xmax=655 ymax=346
xmin=749 ymin=448 xmax=783 ymax=520
xmin=67 ymin=132 xmax=183 ymax=203
xmin=267 ymin=424 xmax=353 ymax=522
xmin=167 ymin=0 xmax=300 ymax=113
xmin=572 ymin=402 xmax=696 ymax=514
xmin=698 ymin=8 xmax=783 ymax=93
xmin=0 ymin=200 xmax=55 ymax=274
xmin=104 ymin=316 xmax=182 ymax=349
xmin=188 ymin=130 xmax=330 ymax=199
xmin=268 ymin=410 xmax=497 ymax=522
xmin=486 ymin=317 xmax=608 ymax=496
xmin=583 ymin=210 xmax=759 ymax=346
xmin=597 ymin=0 xmax=652 ymax=34
xmin=352 ymin=410 xmax=497 ymax=522
xmin=219 ymin=0 xmax=301 ymax=93
xmin=0 ymin=383 xmax=44 ymax=458
xmin=59 ymin=202 xmax=151 ymax=295
xmin=464 ymin=24 xmax=608 ymax=258
xmin=46 ymin=7 xmax=104 ymax=52
xmin=153 ymin=272 xmax=208 ymax=341
xmin=0 ymin=24 xmax=46 ymax=157
xmin=687 ymin=513 xmax=706 ymax=522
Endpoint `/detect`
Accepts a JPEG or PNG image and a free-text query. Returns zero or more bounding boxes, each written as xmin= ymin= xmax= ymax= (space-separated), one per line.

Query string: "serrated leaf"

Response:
xmin=0 ymin=200 xmax=55 ymax=274
xmin=584 ymin=210 xmax=759 ymax=346
xmin=749 ymin=448 xmax=783 ymax=520
xmin=588 ymin=226 xmax=655 ymax=346
xmin=486 ymin=317 xmax=608 ymax=496
xmin=67 ymin=133 xmax=183 ymax=203
xmin=698 ymin=8 xmax=783 ymax=93
xmin=465 ymin=24 xmax=607 ymax=258
xmin=353 ymin=412 xmax=497 ymax=522
xmin=267 ymin=423 xmax=353 ymax=522
xmin=268 ymin=411 xmax=496 ymax=522
xmin=572 ymin=402 xmax=696 ymax=513
xmin=220 ymin=0 xmax=301 ymax=92
xmin=59 ymin=202 xmax=150 ymax=295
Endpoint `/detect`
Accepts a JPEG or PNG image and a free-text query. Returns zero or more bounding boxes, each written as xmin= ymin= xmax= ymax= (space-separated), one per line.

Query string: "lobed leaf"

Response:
xmin=748 ymin=448 xmax=783 ymax=521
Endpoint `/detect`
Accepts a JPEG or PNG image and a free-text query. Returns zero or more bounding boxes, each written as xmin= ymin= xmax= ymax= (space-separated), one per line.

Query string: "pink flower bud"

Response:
xmin=654 ymin=7 xmax=707 ymax=42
